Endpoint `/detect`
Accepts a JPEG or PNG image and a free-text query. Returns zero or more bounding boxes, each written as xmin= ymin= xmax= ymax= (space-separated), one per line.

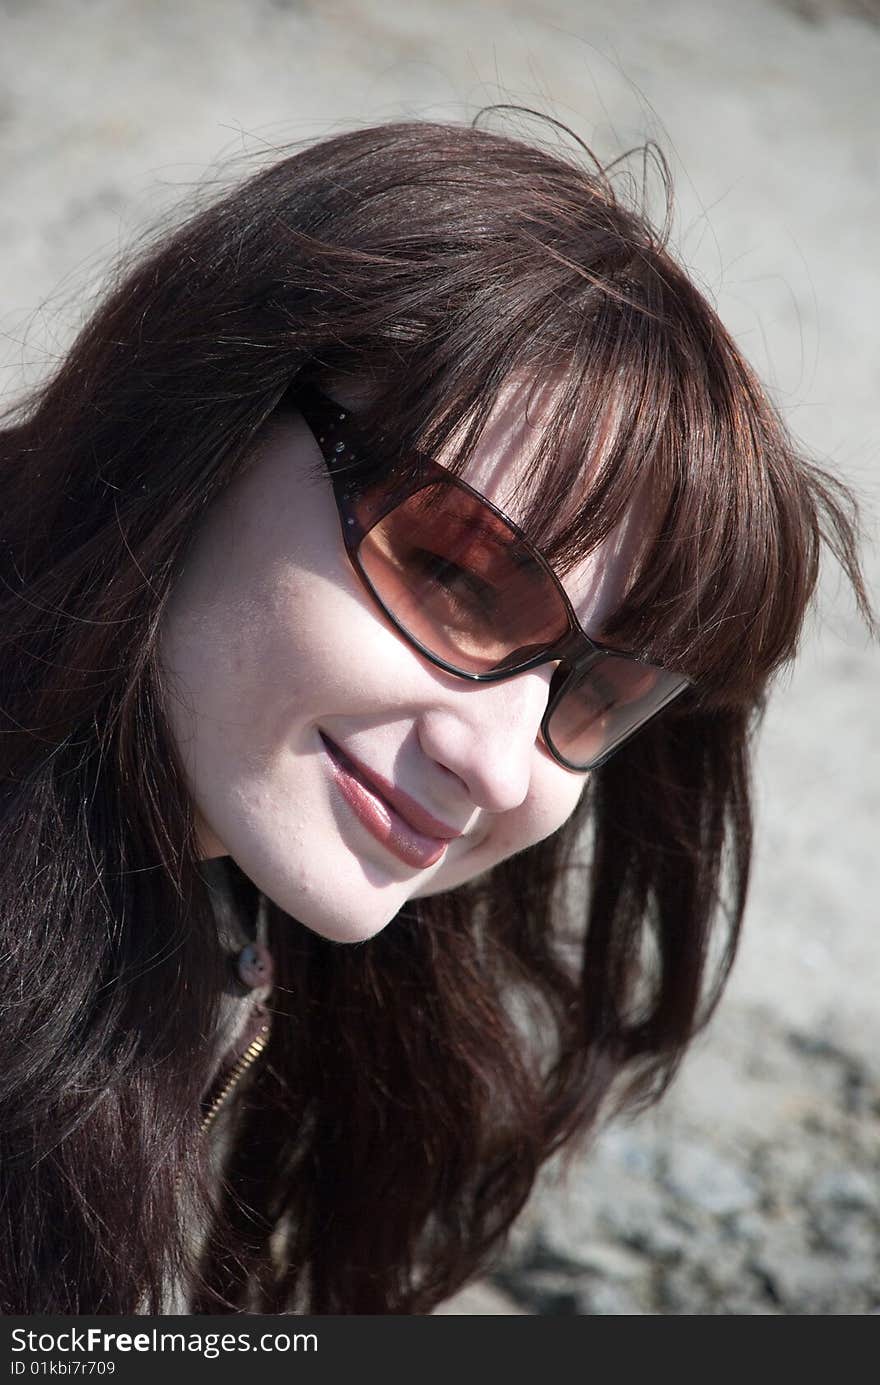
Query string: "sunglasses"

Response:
xmin=294 ymin=384 xmax=692 ymax=772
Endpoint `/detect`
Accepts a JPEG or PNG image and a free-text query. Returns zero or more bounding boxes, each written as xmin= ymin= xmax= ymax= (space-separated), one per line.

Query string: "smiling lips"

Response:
xmin=320 ymin=733 xmax=464 ymax=869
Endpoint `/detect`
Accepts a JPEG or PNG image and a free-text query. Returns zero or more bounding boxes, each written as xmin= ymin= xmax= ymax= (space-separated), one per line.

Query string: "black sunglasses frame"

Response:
xmin=293 ymin=383 xmax=692 ymax=772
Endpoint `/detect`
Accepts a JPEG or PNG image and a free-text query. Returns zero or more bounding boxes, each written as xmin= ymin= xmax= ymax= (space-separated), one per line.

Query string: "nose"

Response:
xmin=417 ymin=666 xmax=555 ymax=813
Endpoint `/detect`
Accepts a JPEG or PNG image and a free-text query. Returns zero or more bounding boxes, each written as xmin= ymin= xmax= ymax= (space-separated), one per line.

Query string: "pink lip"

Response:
xmin=320 ymin=734 xmax=463 ymax=869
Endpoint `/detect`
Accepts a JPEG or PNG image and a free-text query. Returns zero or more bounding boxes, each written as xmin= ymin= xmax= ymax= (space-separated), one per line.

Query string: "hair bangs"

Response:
xmin=585 ymin=302 xmax=830 ymax=707
xmin=346 ymin=249 xmax=831 ymax=714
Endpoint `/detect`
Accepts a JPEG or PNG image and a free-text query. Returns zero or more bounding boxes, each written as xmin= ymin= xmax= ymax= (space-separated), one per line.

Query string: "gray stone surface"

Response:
xmin=1 ymin=0 xmax=877 ymax=1316
xmin=487 ymin=1006 xmax=880 ymax=1313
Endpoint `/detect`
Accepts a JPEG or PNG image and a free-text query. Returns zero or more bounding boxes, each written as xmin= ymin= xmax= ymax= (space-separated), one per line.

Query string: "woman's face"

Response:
xmin=158 ymin=378 xmax=645 ymax=943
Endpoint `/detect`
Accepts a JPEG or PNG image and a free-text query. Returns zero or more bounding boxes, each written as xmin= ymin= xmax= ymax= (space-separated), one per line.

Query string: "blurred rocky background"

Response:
xmin=1 ymin=0 xmax=877 ymax=1315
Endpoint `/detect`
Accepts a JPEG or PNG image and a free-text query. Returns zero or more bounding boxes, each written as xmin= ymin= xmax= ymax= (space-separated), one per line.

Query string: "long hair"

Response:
xmin=0 ymin=115 xmax=870 ymax=1313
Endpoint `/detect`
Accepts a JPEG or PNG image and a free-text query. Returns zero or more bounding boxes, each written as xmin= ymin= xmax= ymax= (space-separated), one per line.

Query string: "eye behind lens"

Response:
xmin=546 ymin=662 xmax=691 ymax=769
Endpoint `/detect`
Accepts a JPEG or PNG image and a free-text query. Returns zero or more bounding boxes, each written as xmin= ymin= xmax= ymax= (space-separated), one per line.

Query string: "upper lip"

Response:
xmin=320 ymin=734 xmax=465 ymax=841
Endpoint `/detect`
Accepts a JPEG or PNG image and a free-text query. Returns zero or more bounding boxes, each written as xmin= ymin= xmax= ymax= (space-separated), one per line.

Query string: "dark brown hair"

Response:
xmin=0 ymin=114 xmax=870 ymax=1313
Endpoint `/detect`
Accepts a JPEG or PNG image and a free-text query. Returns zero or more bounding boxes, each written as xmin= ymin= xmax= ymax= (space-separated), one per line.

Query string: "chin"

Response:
xmin=258 ymin=880 xmax=406 ymax=947
xmin=292 ymin=907 xmax=401 ymax=947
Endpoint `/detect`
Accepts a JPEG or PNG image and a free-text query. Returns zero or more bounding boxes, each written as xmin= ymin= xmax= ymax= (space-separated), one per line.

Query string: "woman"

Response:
xmin=0 ymin=115 xmax=870 ymax=1314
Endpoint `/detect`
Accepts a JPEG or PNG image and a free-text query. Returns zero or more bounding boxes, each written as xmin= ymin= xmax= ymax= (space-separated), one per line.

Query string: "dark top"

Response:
xmin=159 ymin=858 xmax=275 ymax=1313
xmin=198 ymin=855 xmax=275 ymax=1109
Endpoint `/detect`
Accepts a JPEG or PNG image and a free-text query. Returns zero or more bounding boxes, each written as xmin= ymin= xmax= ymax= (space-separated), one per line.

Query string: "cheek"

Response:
xmin=458 ymin=763 xmax=587 ymax=886
xmin=161 ymin=571 xmax=382 ymax=763
xmin=497 ymin=763 xmax=587 ymax=856
xmin=409 ymin=760 xmax=587 ymax=900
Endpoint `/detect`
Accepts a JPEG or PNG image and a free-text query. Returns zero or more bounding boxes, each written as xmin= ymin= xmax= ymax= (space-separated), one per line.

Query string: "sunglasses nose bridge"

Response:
xmin=550 ymin=626 xmax=600 ymax=671
xmin=543 ymin=633 xmax=598 ymax=708
xmin=539 ymin=632 xmax=609 ymax=767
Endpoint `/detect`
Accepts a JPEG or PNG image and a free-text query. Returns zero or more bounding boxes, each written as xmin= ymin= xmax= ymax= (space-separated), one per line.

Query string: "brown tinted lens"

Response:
xmin=547 ymin=656 xmax=688 ymax=768
xmin=357 ymin=480 xmax=569 ymax=674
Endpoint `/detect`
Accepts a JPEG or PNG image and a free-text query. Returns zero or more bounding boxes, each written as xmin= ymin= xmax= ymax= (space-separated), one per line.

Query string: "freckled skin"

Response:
xmin=158 ymin=380 xmax=644 ymax=944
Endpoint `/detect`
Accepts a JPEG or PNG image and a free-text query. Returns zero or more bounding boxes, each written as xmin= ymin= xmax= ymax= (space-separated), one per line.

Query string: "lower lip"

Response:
xmin=320 ymin=734 xmax=449 ymax=870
